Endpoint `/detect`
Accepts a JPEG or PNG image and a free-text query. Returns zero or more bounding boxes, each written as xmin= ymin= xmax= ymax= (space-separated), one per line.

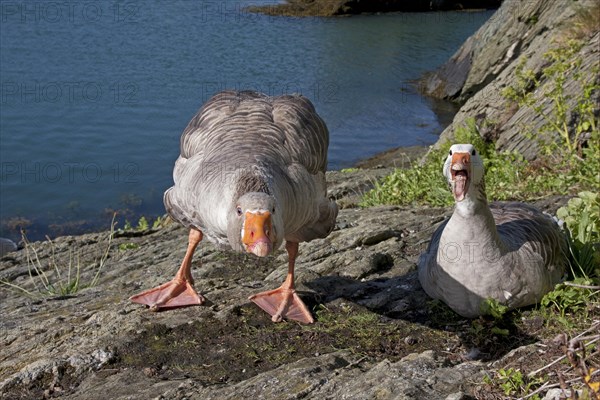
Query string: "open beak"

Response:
xmin=242 ymin=211 xmax=274 ymax=257
xmin=450 ymin=152 xmax=470 ymax=202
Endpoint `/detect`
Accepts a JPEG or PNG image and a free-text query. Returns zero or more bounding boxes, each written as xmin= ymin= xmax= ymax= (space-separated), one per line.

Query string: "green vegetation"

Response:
xmin=122 ymin=215 xmax=167 ymax=232
xmin=480 ymin=297 xmax=510 ymax=320
xmin=118 ymin=242 xmax=140 ymax=251
xmin=152 ymin=216 xmax=166 ymax=229
xmin=136 ymin=216 xmax=149 ymax=231
xmin=0 ymin=213 xmax=169 ymax=297
xmin=502 ymin=37 xmax=599 ymax=192
xmin=360 ymin=119 xmax=534 ymax=207
xmin=361 ymin=113 xmax=598 ymax=208
xmin=540 ymin=279 xmax=597 ymax=325
xmin=557 ymin=192 xmax=600 ymax=279
xmin=484 ymin=368 xmax=545 ymax=399
xmin=0 ymin=215 xmax=116 ymax=298
xmin=123 ymin=216 xmax=149 ymax=232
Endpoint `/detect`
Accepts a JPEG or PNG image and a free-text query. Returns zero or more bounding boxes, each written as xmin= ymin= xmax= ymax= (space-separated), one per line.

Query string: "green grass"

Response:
xmin=483 ymin=368 xmax=546 ymax=399
xmin=118 ymin=242 xmax=140 ymax=251
xmin=0 ymin=214 xmax=116 ymax=298
xmin=360 ymin=116 xmax=599 ymax=209
xmin=360 ymin=119 xmax=533 ymax=207
xmin=122 ymin=215 xmax=168 ymax=232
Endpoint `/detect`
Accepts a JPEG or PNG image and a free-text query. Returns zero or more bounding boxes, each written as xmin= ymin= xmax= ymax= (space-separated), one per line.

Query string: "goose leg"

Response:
xmin=249 ymin=241 xmax=314 ymax=324
xmin=130 ymin=228 xmax=206 ymax=311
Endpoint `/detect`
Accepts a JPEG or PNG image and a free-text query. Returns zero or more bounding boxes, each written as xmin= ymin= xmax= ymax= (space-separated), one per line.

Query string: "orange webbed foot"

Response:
xmin=130 ymin=279 xmax=205 ymax=311
xmin=131 ymin=228 xmax=205 ymax=311
xmin=249 ymin=287 xmax=314 ymax=324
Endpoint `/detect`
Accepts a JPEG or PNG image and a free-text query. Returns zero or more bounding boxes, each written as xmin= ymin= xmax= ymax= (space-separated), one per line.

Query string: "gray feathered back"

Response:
xmin=179 ymin=91 xmax=328 ymax=173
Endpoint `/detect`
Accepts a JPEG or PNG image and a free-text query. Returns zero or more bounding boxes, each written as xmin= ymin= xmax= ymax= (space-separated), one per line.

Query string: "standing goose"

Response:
xmin=130 ymin=90 xmax=338 ymax=324
xmin=418 ymin=144 xmax=567 ymax=318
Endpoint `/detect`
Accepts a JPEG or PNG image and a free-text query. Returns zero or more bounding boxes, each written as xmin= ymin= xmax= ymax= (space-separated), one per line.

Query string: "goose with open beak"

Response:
xmin=130 ymin=91 xmax=338 ymax=324
xmin=418 ymin=144 xmax=567 ymax=318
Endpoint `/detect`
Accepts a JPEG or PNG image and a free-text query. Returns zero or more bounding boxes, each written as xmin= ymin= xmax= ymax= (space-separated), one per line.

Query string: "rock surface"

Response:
xmin=421 ymin=0 xmax=600 ymax=159
xmin=0 ymin=168 xmax=569 ymax=400
xmin=0 ymin=238 xmax=17 ymax=257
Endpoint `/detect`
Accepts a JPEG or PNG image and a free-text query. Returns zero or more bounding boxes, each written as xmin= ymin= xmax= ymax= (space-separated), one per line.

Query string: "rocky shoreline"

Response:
xmin=0 ymin=166 xmax=571 ymax=399
xmin=247 ymin=0 xmax=502 ymax=17
xmin=0 ymin=163 xmax=576 ymax=400
xmin=2 ymin=0 xmax=599 ymax=398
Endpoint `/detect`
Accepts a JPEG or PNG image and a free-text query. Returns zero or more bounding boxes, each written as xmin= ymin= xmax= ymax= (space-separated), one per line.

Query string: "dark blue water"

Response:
xmin=0 ymin=1 xmax=493 ymax=240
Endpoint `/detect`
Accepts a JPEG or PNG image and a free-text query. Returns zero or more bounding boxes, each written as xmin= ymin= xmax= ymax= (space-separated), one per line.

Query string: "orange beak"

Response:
xmin=242 ymin=211 xmax=274 ymax=257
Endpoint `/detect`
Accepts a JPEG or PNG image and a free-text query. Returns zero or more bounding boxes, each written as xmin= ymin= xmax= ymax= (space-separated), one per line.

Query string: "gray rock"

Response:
xmin=0 ymin=166 xmax=572 ymax=399
xmin=0 ymin=237 xmax=17 ymax=257
xmin=421 ymin=0 xmax=600 ymax=160
xmin=445 ymin=392 xmax=468 ymax=400
xmin=543 ymin=388 xmax=582 ymax=400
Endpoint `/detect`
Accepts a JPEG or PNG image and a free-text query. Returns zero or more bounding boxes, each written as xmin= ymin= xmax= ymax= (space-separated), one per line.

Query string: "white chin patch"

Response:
xmin=247 ymin=209 xmax=269 ymax=214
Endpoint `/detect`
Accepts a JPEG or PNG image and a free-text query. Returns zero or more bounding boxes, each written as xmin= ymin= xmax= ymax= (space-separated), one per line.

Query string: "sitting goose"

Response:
xmin=130 ymin=90 xmax=338 ymax=324
xmin=418 ymin=144 xmax=567 ymax=318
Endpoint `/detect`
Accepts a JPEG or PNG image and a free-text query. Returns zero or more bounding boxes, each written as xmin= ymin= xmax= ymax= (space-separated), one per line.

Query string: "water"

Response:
xmin=0 ymin=1 xmax=493 ymax=240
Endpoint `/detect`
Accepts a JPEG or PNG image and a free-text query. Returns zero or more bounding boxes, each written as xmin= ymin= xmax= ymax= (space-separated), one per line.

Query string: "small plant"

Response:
xmin=122 ymin=216 xmax=152 ymax=232
xmin=470 ymin=299 xmax=512 ymax=342
xmin=137 ymin=216 xmax=149 ymax=231
xmin=557 ymin=191 xmax=600 ymax=279
xmin=497 ymin=368 xmax=525 ymax=396
xmin=484 ymin=368 xmax=545 ymax=398
xmin=0 ymin=214 xmax=116 ymax=297
xmin=118 ymin=242 xmax=139 ymax=251
xmin=540 ymin=278 xmax=597 ymax=328
xmin=152 ymin=216 xmax=165 ymax=229
xmin=480 ymin=298 xmax=509 ymax=320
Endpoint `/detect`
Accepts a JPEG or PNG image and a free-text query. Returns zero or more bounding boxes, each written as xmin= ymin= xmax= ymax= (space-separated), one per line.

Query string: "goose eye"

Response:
xmin=236 ymin=207 xmax=242 ymax=216
xmin=272 ymin=206 xmax=275 ymax=213
xmin=448 ymin=150 xmax=453 ymax=155
xmin=471 ymin=149 xmax=476 ymax=155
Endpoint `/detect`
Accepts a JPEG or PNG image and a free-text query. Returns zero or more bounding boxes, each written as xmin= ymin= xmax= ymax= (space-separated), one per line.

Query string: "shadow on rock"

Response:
xmin=305 ymin=271 xmax=539 ymax=362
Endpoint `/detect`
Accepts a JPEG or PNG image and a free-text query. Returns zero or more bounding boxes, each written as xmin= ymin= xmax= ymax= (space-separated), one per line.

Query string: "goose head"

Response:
xmin=443 ymin=143 xmax=484 ymax=202
xmin=227 ymin=192 xmax=283 ymax=257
